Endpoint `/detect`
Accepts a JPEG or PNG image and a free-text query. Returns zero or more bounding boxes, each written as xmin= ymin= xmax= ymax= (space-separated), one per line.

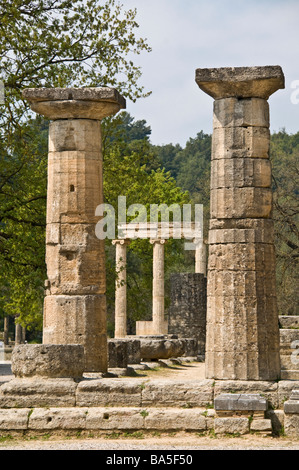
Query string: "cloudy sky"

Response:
xmin=123 ymin=0 xmax=299 ymax=146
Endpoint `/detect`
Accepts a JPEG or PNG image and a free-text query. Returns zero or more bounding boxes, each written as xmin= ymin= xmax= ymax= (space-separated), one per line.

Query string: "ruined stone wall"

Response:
xmin=168 ymin=273 xmax=207 ymax=355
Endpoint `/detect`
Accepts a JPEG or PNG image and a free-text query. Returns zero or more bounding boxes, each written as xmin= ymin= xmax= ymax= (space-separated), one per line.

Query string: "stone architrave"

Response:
xmin=22 ymin=87 xmax=126 ymax=372
xmin=195 ymin=66 xmax=284 ymax=380
xmin=112 ymin=240 xmax=129 ymax=338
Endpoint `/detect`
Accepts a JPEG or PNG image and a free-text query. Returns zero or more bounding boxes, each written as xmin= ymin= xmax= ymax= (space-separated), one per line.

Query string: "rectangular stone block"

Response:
xmin=284 ymin=400 xmax=299 ymax=414
xmin=214 ymin=417 xmax=249 ymax=435
xmin=29 ymin=407 xmax=88 ymax=430
xmin=0 ymin=378 xmax=77 ymax=408
xmin=212 ymin=126 xmax=270 ymax=159
xmin=279 ymin=316 xmax=299 ymax=329
xmin=213 ymin=97 xmax=269 ymax=129
xmin=211 ymin=158 xmax=271 ymax=189
xmin=0 ymin=409 xmax=30 ymax=430
xmin=250 ymin=418 xmax=272 ymax=433
xmin=214 ymin=393 xmax=267 ymax=411
xmin=86 ymin=408 xmax=145 ymax=430
xmin=141 ymin=380 xmax=214 ymax=408
xmin=75 ymin=379 xmax=143 ymax=407
xmin=284 ymin=414 xmax=299 ymax=437
xmin=214 ymin=380 xmax=279 ymax=409
xmin=144 ymin=408 xmax=207 ymax=431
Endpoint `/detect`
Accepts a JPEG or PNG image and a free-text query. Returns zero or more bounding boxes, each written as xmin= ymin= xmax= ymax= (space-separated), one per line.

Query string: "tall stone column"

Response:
xmin=23 ymin=87 xmax=126 ymax=372
xmin=195 ymin=66 xmax=284 ymax=380
xmin=112 ymin=239 xmax=129 ymax=338
xmin=150 ymin=239 xmax=168 ymax=335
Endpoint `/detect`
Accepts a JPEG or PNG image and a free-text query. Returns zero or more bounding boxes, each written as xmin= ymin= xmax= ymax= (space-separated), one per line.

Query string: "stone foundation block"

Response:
xmin=0 ymin=378 xmax=77 ymax=408
xmin=108 ymin=339 xmax=128 ymax=369
xmin=11 ymin=344 xmax=85 ymax=379
xmin=144 ymin=408 xmax=207 ymax=431
xmin=250 ymin=418 xmax=272 ymax=433
xmin=284 ymin=414 xmax=299 ymax=437
xmin=0 ymin=408 xmax=30 ymax=430
xmin=279 ymin=316 xmax=299 ymax=329
xmin=141 ymin=379 xmax=214 ymax=408
xmin=214 ymin=393 xmax=268 ymax=412
xmin=214 ymin=417 xmax=249 ymax=435
xmin=75 ymin=379 xmax=144 ymax=407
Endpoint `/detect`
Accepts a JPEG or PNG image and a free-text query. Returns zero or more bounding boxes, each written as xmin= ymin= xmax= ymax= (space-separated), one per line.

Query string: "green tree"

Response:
xmin=0 ymin=0 xmax=151 ymax=336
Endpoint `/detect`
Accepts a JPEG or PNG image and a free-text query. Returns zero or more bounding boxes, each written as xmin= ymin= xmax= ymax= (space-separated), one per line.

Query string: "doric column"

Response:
xmin=23 ymin=87 xmax=126 ymax=372
xmin=194 ymin=238 xmax=207 ymax=276
xmin=112 ymin=239 xmax=129 ymax=338
xmin=150 ymin=239 xmax=168 ymax=335
xmin=195 ymin=66 xmax=284 ymax=380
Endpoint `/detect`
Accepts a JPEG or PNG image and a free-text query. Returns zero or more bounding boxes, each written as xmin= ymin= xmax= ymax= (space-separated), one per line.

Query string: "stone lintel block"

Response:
xmin=214 ymin=393 xmax=268 ymax=411
xmin=210 ymin=187 xmax=272 ymax=219
xmin=212 ymin=126 xmax=270 ymax=160
xmin=11 ymin=344 xmax=85 ymax=379
xmin=213 ymin=97 xmax=269 ymax=129
xmin=195 ymin=65 xmax=285 ymax=100
xmin=211 ymin=158 xmax=272 ymax=189
xmin=22 ymin=87 xmax=126 ymax=120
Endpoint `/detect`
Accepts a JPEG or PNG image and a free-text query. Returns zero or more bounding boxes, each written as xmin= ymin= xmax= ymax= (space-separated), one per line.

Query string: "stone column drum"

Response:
xmin=112 ymin=239 xmax=129 ymax=338
xmin=22 ymin=87 xmax=126 ymax=372
xmin=195 ymin=66 xmax=284 ymax=380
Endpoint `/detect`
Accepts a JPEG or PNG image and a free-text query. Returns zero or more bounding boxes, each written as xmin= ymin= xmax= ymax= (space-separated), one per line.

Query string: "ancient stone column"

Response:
xmin=22 ymin=87 xmax=126 ymax=372
xmin=112 ymin=239 xmax=129 ymax=338
xmin=150 ymin=239 xmax=168 ymax=334
xmin=195 ymin=66 xmax=284 ymax=380
xmin=194 ymin=239 xmax=207 ymax=276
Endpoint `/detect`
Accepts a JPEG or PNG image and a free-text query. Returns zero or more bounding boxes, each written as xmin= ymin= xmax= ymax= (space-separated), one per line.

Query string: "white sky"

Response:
xmin=122 ymin=0 xmax=299 ymax=146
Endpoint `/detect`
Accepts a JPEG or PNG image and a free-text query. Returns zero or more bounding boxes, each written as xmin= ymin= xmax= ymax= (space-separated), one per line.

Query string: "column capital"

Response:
xmin=195 ymin=65 xmax=284 ymax=100
xmin=22 ymin=87 xmax=126 ymax=120
xmin=112 ymin=239 xmax=130 ymax=246
xmin=150 ymin=238 xmax=166 ymax=245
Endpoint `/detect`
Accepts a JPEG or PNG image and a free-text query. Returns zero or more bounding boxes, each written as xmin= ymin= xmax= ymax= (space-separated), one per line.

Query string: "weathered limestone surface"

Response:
xmin=168 ymin=273 xmax=206 ymax=355
xmin=11 ymin=344 xmax=84 ymax=378
xmin=196 ymin=66 xmax=284 ymax=381
xmin=23 ymin=87 xmax=125 ymax=372
xmin=112 ymin=240 xmax=129 ymax=338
